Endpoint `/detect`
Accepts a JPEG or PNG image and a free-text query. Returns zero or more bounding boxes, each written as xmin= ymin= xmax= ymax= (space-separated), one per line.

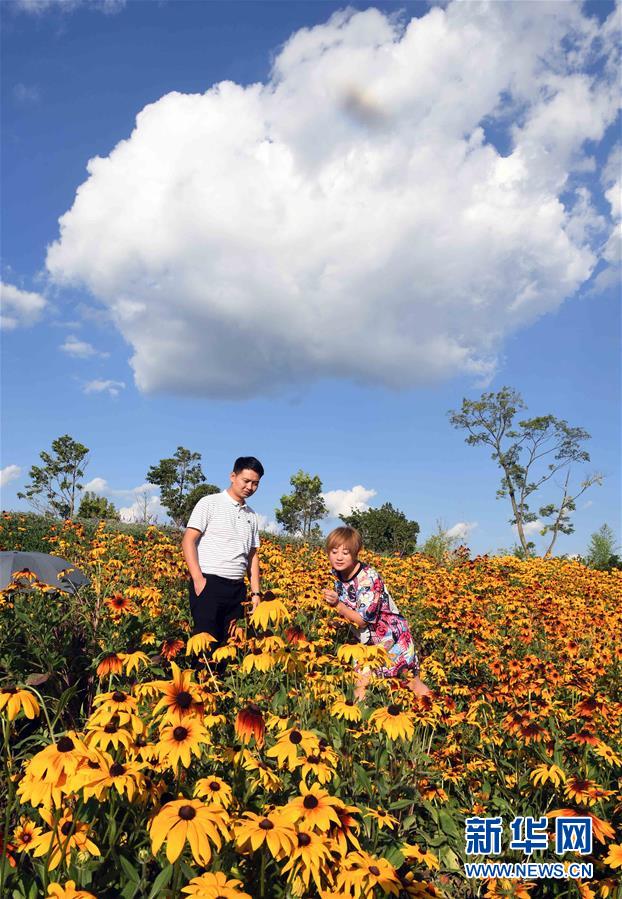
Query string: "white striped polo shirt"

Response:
xmin=186 ymin=490 xmax=260 ymax=579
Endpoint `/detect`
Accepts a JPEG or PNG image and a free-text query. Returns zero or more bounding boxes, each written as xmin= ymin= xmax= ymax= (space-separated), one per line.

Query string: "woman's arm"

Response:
xmin=322 ymin=589 xmax=365 ymax=628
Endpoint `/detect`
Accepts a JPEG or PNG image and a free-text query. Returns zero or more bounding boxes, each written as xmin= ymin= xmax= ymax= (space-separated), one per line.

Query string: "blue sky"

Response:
xmin=1 ymin=0 xmax=620 ymax=556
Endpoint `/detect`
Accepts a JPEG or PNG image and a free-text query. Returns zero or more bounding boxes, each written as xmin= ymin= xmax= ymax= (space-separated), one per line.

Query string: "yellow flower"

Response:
xmin=149 ymin=799 xmax=230 ymax=865
xmin=12 ymin=816 xmax=42 ymax=853
xmin=153 ymin=662 xmax=202 ymax=722
xmin=250 ymin=592 xmax=290 ymax=629
xmin=234 ymin=810 xmax=296 ymax=860
xmin=369 ymin=704 xmax=415 ymax=741
xmin=156 ymin=718 xmax=210 ymax=769
xmin=186 ymin=632 xmax=217 ymax=656
xmin=265 ymin=727 xmax=317 ymax=769
xmin=122 ymin=651 xmax=150 ymax=675
xmin=337 ymin=644 xmax=366 ymax=664
xmin=182 ymin=871 xmax=251 ymax=898
xmin=33 ymin=809 xmax=100 ymax=871
xmin=47 ymin=882 xmax=97 ymax=899
xmin=593 ymin=742 xmax=622 ymax=766
xmin=530 ymin=763 xmax=566 ymax=788
xmin=26 ymin=732 xmax=89 ymax=785
xmin=74 ymin=752 xmax=144 ymax=801
xmin=194 ymin=777 xmax=233 ymax=808
xmin=336 ymin=850 xmax=401 ymax=897
xmin=603 ymin=843 xmax=622 ymax=869
xmin=0 ymin=686 xmax=40 ymax=721
xmin=364 ymin=807 xmax=399 ymax=830
xmin=330 ymin=698 xmax=362 ymax=722
xmin=401 ymin=843 xmax=440 ymax=870
xmin=281 ymin=783 xmax=345 ymax=832
xmin=296 ymin=753 xmax=335 ymax=785
xmin=281 ymin=827 xmax=333 ymax=893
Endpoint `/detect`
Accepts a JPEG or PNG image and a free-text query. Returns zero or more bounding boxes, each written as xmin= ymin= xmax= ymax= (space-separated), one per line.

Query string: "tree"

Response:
xmin=77 ymin=491 xmax=120 ymax=520
xmin=146 ymin=447 xmax=218 ymax=527
xmin=421 ymin=521 xmax=460 ymax=564
xmin=275 ymin=470 xmax=327 ymax=540
xmin=449 ymin=387 xmax=602 ymax=557
xmin=18 ymin=435 xmax=89 ymax=518
xmin=586 ymin=524 xmax=621 ymax=571
xmin=342 ymin=502 xmax=419 ymax=554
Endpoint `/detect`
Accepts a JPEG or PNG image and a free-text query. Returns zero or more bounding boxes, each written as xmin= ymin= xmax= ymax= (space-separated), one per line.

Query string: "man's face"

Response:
xmin=229 ymin=469 xmax=261 ymax=502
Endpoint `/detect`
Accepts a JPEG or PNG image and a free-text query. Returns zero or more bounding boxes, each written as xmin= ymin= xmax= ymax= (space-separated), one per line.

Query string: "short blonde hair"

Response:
xmin=326 ymin=526 xmax=363 ymax=556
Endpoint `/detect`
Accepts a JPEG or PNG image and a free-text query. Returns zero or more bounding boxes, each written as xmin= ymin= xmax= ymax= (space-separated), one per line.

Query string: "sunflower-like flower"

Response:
xmin=604 ymin=844 xmax=622 ymax=869
xmin=0 ymin=686 xmax=40 ymax=721
xmin=250 ymin=592 xmax=290 ymax=630
xmin=32 ymin=809 xmax=100 ymax=871
xmin=152 ymin=662 xmax=202 ymax=722
xmin=194 ymin=777 xmax=233 ymax=808
xmin=161 ymin=638 xmax=185 ymax=660
xmin=12 ymin=816 xmax=42 ymax=853
xmin=281 ymin=783 xmax=345 ymax=832
xmin=157 ymin=718 xmax=210 ymax=769
xmin=364 ymin=807 xmax=399 ymax=830
xmin=47 ymin=882 xmax=97 ymax=899
xmin=296 ymin=753 xmax=335 ymax=786
xmin=401 ymin=843 xmax=440 ymax=870
xmin=369 ymin=704 xmax=415 ymax=741
xmin=336 ymin=644 xmax=366 ymax=664
xmin=265 ymin=727 xmax=317 ymax=769
xmin=186 ymin=632 xmax=217 ymax=656
xmin=547 ymin=809 xmax=615 ymax=844
xmin=336 ymin=850 xmax=401 ymax=897
xmin=241 ymin=755 xmax=282 ymax=792
xmin=182 ymin=871 xmax=252 ymax=898
xmin=96 ymin=652 xmax=124 ymax=678
xmin=593 ymin=741 xmax=622 ymax=766
xmin=234 ymin=810 xmax=296 ymax=860
xmin=104 ymin=594 xmax=135 ymax=616
xmin=281 ymin=827 xmax=333 ymax=893
xmin=530 ymin=763 xmax=566 ymax=788
xmin=329 ymin=804 xmax=361 ymax=855
xmin=74 ymin=751 xmax=145 ymax=801
xmin=241 ymin=647 xmax=278 ymax=673
xmin=235 ymin=703 xmax=266 ymax=748
xmin=26 ymin=732 xmax=89 ymax=785
xmin=122 ymin=651 xmax=151 ymax=675
xmin=149 ymin=799 xmax=230 ymax=865
xmin=330 ymin=698 xmax=362 ymax=722
xmin=85 ymin=719 xmax=134 ymax=752
xmin=212 ymin=644 xmax=238 ymax=663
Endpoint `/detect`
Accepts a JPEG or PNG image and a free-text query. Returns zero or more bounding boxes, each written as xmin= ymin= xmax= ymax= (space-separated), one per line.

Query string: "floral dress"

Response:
xmin=333 ymin=562 xmax=419 ymax=678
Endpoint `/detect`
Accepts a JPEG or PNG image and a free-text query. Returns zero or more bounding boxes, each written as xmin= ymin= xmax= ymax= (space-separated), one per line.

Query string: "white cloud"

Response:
xmin=256 ymin=513 xmax=280 ymax=535
xmin=60 ymin=335 xmax=109 ymax=358
xmin=46 ymin=4 xmax=620 ymax=398
xmin=13 ymin=83 xmax=40 ymax=104
xmin=446 ymin=521 xmax=478 ymax=541
xmin=82 ymin=477 xmax=108 ymax=494
xmin=0 ymin=282 xmax=46 ymax=330
xmin=83 ymin=378 xmax=125 ymax=397
xmin=0 ymin=465 xmax=21 ymax=488
xmin=14 ymin=0 xmax=125 ymax=14
xmin=119 ymin=491 xmax=165 ymax=524
xmin=322 ymin=485 xmax=377 ymax=519
xmin=519 ymin=520 xmax=546 ymax=537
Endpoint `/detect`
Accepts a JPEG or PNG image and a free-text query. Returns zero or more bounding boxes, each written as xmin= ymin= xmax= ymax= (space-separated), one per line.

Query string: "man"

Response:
xmin=182 ymin=456 xmax=264 ymax=644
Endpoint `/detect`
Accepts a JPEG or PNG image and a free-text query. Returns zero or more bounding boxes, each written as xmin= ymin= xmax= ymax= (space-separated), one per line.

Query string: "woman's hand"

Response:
xmin=322 ymin=589 xmax=339 ymax=608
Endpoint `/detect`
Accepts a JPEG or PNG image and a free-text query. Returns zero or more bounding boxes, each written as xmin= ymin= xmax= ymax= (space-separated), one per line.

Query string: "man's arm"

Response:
xmin=181 ymin=528 xmax=206 ymax=595
xmin=247 ymin=546 xmax=261 ymax=611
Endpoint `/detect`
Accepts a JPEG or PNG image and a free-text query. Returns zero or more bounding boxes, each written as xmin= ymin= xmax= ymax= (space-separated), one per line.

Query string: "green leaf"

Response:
xmin=119 ymin=856 xmax=141 ymax=884
xmin=147 ymin=865 xmax=173 ymax=899
xmin=389 ymin=799 xmax=413 ymax=810
xmin=438 ymin=810 xmax=460 ymax=838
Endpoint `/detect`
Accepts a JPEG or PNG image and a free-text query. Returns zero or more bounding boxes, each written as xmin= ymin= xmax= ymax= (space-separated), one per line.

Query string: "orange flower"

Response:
xmin=235 ymin=704 xmax=265 ymax=748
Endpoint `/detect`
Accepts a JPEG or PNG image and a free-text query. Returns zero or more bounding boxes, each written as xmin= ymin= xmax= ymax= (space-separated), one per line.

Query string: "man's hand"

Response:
xmin=251 ymin=594 xmax=261 ymax=612
xmin=323 ymin=589 xmax=339 ymax=608
xmin=193 ymin=575 xmax=207 ymax=596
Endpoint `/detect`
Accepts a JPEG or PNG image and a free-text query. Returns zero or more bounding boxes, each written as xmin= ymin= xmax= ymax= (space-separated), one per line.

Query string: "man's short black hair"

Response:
xmin=233 ymin=456 xmax=264 ymax=478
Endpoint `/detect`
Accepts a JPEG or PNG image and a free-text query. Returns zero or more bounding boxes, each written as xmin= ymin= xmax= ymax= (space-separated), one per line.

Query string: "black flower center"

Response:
xmin=209 ymin=781 xmax=221 ymax=791
xmin=345 ymin=701 xmax=354 ymax=707
xmin=61 ymin=821 xmax=74 ymax=836
xmin=104 ymin=723 xmax=118 ymax=733
xmin=112 ymin=691 xmax=126 ymax=702
xmin=178 ymin=805 xmax=196 ymax=821
xmin=22 ymin=833 xmax=32 ymax=843
xmin=369 ymin=865 xmax=380 ymax=876
xmin=88 ymin=760 xmax=100 ymax=769
xmin=303 ymin=795 xmax=319 ymax=810
xmin=176 ymin=691 xmax=193 ymax=709
xmin=110 ymin=762 xmax=125 ymax=776
xmin=289 ymin=730 xmax=302 ymax=745
xmin=306 ymin=755 xmax=320 ymax=764
xmin=298 ymin=832 xmax=311 ymax=847
xmin=387 ymin=704 xmax=401 ymax=716
xmin=57 ymin=736 xmax=75 ymax=753
xmin=259 ymin=818 xmax=274 ymax=830
xmin=173 ymin=726 xmax=188 ymax=741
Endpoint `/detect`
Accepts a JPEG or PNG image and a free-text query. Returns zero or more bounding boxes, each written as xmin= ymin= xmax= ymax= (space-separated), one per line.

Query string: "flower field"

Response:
xmin=1 ymin=513 xmax=621 ymax=899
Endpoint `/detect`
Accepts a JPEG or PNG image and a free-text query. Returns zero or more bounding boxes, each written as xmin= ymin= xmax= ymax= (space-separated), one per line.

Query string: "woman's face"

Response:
xmin=329 ymin=543 xmax=358 ymax=575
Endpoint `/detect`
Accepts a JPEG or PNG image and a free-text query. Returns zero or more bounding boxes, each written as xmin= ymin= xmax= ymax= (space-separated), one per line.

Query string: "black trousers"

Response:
xmin=188 ymin=573 xmax=246 ymax=646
